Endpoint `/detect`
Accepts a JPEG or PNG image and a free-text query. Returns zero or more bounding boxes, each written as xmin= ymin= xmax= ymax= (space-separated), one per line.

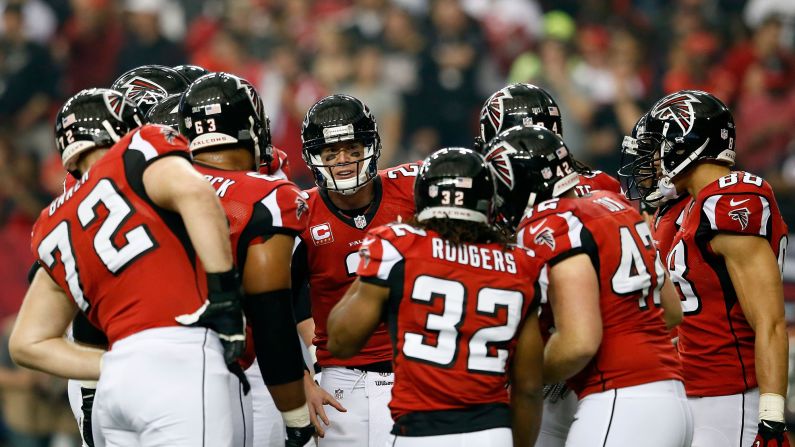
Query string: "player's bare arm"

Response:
xmin=142 ymin=155 xmax=233 ymax=272
xmin=510 ymin=312 xmax=544 ymax=447
xmin=10 ymin=268 xmax=103 ymax=380
xmin=660 ymin=274 xmax=683 ymax=330
xmin=543 ymin=254 xmax=602 ymax=383
xmin=327 ymin=278 xmax=389 ymax=359
xmin=711 ymin=233 xmax=788 ymax=403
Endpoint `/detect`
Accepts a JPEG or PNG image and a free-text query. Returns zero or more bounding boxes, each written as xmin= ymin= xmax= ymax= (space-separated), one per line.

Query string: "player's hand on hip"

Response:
xmin=303 ymin=373 xmax=346 ymax=437
xmin=175 ymin=270 xmax=246 ymax=365
xmin=753 ymin=420 xmax=791 ymax=447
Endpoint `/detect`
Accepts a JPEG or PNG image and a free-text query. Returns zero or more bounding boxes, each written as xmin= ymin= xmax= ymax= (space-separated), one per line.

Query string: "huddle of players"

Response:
xmin=3 ymin=58 xmax=790 ymax=447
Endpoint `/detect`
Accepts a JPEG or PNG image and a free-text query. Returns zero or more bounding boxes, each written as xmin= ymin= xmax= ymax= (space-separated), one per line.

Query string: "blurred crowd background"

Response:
xmin=1 ymin=0 xmax=795 ymax=444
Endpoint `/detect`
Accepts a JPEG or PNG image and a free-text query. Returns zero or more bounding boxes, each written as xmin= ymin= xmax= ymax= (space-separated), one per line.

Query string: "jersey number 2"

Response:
xmin=403 ymin=275 xmax=523 ymax=374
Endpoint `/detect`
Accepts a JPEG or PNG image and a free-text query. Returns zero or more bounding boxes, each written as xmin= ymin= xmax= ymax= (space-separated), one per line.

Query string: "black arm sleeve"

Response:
xmin=244 ymin=289 xmax=305 ymax=386
xmin=291 ymin=239 xmax=312 ymax=323
xmin=27 ymin=261 xmax=40 ymax=284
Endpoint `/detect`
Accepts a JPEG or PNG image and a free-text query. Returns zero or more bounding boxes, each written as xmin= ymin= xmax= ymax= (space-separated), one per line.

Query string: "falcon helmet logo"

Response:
xmin=160 ymin=126 xmax=179 ymax=144
xmin=102 ymin=91 xmax=125 ymax=121
xmin=233 ymin=76 xmax=264 ymax=121
xmin=118 ymin=77 xmax=168 ymax=106
xmin=651 ymin=93 xmax=701 ymax=136
xmin=485 ymin=142 xmax=516 ymax=189
xmin=483 ymin=88 xmax=513 ymax=135
xmin=534 ymin=227 xmax=556 ymax=250
xmin=729 ymin=207 xmax=750 ymax=230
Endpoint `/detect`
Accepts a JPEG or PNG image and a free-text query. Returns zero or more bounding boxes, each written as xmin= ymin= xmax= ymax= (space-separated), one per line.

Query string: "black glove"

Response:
xmin=176 ymin=270 xmax=249 ymax=392
xmin=753 ymin=420 xmax=790 ymax=447
xmin=80 ymin=387 xmax=96 ymax=447
xmin=285 ymin=424 xmax=315 ymax=447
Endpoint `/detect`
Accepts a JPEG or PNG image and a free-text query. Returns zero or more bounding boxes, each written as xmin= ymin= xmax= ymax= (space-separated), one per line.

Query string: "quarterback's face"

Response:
xmin=320 ymin=141 xmax=365 ymax=179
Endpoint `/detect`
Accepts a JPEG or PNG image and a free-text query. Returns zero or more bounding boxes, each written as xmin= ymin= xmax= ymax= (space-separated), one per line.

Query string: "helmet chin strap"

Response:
xmin=659 ymin=137 xmax=710 ymax=199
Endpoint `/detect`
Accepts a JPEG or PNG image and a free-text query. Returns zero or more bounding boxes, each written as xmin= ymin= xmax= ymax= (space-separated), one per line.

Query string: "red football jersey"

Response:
xmin=574 ymin=170 xmax=621 ymax=197
xmin=301 ymin=163 xmax=418 ymax=367
xmin=356 ymin=223 xmax=541 ymax=421
xmin=516 ymin=190 xmax=682 ymax=398
xmin=194 ymin=164 xmax=309 ymax=368
xmin=668 ymin=171 xmax=788 ymax=397
xmin=652 ymin=194 xmax=690 ymax=260
xmin=30 ymin=125 xmax=205 ymax=347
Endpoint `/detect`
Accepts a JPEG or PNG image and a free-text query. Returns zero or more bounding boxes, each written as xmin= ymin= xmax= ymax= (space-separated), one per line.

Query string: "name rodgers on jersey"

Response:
xmin=430 ymin=238 xmax=517 ymax=273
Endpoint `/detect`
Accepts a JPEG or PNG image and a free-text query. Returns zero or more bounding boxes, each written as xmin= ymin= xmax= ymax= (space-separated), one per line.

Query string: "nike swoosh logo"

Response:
xmin=529 ymin=219 xmax=548 ymax=234
xmin=729 ymin=198 xmax=749 ymax=206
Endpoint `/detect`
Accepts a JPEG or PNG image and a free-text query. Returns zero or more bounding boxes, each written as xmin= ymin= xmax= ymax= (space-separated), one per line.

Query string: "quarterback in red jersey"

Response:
xmin=643 ymin=90 xmax=790 ymax=447
xmin=327 ymin=148 xmax=545 ymax=447
xmin=178 ymin=72 xmax=316 ymax=446
xmin=293 ymin=94 xmax=417 ymax=447
xmin=477 ymin=83 xmax=623 ymax=446
xmin=486 ymin=125 xmax=691 ymax=447
xmin=11 ymin=89 xmax=245 ymax=446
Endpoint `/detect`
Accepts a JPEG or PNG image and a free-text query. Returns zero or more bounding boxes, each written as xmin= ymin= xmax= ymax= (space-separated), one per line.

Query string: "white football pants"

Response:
xmin=534 ymin=390 xmax=578 ymax=447
xmin=565 ymin=380 xmax=693 ymax=447
xmin=689 ymin=388 xmax=758 ymax=447
xmin=319 ymin=366 xmax=394 ymax=447
xmin=387 ymin=427 xmax=512 ymax=446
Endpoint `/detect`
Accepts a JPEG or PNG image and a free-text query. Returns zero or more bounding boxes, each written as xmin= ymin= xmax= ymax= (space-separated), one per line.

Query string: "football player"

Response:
xmin=327 ymin=147 xmax=545 ymax=446
xmin=643 ymin=90 xmax=790 ymax=447
xmin=486 ymin=125 xmax=691 ymax=446
xmin=478 ymin=82 xmax=622 ymax=446
xmin=619 ymin=112 xmax=690 ymax=261
xmin=10 ymin=89 xmax=245 ymax=445
xmin=477 ymin=83 xmax=620 ymax=197
xmin=178 ymin=72 xmax=317 ymax=446
xmin=292 ymin=94 xmax=418 ymax=446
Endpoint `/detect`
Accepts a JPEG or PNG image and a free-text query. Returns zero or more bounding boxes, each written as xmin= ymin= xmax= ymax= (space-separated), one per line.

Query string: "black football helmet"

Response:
xmin=301 ymin=94 xmax=381 ymax=195
xmin=55 ymin=88 xmax=143 ymax=176
xmin=484 ymin=125 xmax=579 ymax=231
xmin=618 ymin=112 xmax=666 ymax=206
xmin=477 ymin=83 xmax=562 ymax=152
xmin=178 ymin=72 xmax=272 ymax=170
xmin=145 ymin=94 xmax=180 ymax=129
xmin=173 ymin=64 xmax=210 ymax=84
xmin=415 ymin=147 xmax=496 ymax=224
xmin=644 ymin=90 xmax=735 ymax=196
xmin=111 ymin=65 xmax=189 ymax=116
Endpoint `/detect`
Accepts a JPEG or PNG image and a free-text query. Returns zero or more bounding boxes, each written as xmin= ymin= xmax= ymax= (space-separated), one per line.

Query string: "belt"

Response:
xmin=345 ymin=361 xmax=393 ymax=374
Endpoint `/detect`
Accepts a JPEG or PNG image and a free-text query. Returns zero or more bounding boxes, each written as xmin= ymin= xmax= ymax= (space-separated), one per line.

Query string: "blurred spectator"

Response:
xmin=310 ymin=20 xmax=353 ymax=90
xmin=735 ymin=63 xmax=795 ymax=176
xmin=341 ymin=45 xmax=404 ymax=165
xmin=0 ymin=0 xmax=56 ymax=44
xmin=0 ymin=2 xmax=58 ymax=158
xmin=378 ymin=6 xmax=424 ymax=94
xmin=461 ymin=0 xmax=543 ymax=73
xmin=343 ymin=0 xmax=388 ymax=44
xmin=0 ymin=135 xmax=50 ymax=321
xmin=721 ymin=14 xmax=795 ymax=104
xmin=406 ymin=0 xmax=484 ymax=155
xmin=55 ymin=0 xmax=123 ymax=95
xmin=115 ymin=0 xmax=186 ymax=75
xmin=663 ymin=30 xmax=734 ymax=98
xmin=745 ymin=0 xmax=795 ymax=48
xmin=259 ymin=43 xmax=325 ymax=187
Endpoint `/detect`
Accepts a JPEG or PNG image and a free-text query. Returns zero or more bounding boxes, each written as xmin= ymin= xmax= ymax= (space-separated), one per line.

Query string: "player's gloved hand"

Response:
xmin=176 ymin=269 xmax=249 ymax=392
xmin=753 ymin=420 xmax=791 ymax=447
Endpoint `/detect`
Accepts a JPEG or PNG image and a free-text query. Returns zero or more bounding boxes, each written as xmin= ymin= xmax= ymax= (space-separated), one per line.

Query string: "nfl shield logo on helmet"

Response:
xmin=541 ymin=167 xmax=553 ymax=180
xmin=721 ymin=128 xmax=728 ymax=140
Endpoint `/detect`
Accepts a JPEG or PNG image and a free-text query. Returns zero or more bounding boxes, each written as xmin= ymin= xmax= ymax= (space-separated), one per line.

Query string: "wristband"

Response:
xmin=206 ymin=269 xmax=238 ymax=294
xmin=760 ymin=393 xmax=785 ymax=423
xmin=281 ymin=404 xmax=311 ymax=428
